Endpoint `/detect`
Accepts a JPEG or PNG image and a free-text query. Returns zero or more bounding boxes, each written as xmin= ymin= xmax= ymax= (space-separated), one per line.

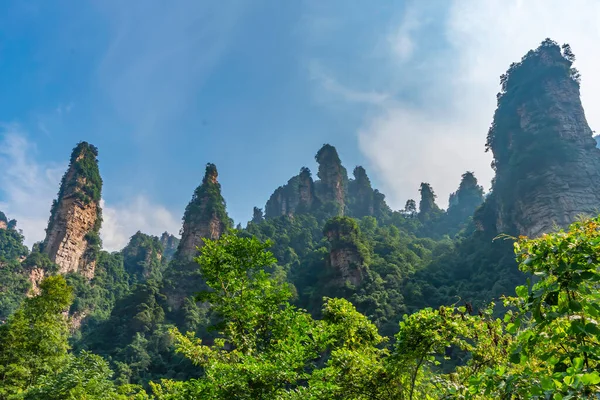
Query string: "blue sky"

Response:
xmin=1 ymin=0 xmax=600 ymax=250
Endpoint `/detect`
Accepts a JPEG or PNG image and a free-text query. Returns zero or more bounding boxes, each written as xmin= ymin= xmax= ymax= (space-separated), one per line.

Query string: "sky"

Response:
xmin=1 ymin=0 xmax=600 ymax=251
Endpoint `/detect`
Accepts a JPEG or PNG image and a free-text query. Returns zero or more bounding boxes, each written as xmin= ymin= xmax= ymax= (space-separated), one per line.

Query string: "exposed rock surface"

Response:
xmin=264 ymin=168 xmax=316 ymax=218
xmin=315 ymin=144 xmax=347 ymax=213
xmin=0 ymin=212 xmax=6 ymax=230
xmin=263 ymin=145 xmax=390 ymax=220
xmin=164 ymin=163 xmax=231 ymax=313
xmin=323 ymin=217 xmax=365 ymax=287
xmin=42 ymin=142 xmax=102 ymax=278
xmin=159 ymin=232 xmax=179 ymax=261
xmin=477 ymin=40 xmax=600 ymax=237
xmin=28 ymin=267 xmax=45 ymax=296
xmin=347 ymin=166 xmax=374 ymax=218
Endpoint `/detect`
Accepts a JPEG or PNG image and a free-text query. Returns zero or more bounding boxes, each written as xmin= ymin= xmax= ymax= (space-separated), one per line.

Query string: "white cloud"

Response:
xmin=356 ymin=0 xmax=600 ymax=209
xmin=309 ymin=61 xmax=390 ymax=105
xmin=101 ymin=197 xmax=180 ymax=252
xmin=388 ymin=3 xmax=422 ymax=63
xmin=0 ymin=127 xmax=64 ymax=245
xmin=0 ymin=130 xmax=179 ymax=251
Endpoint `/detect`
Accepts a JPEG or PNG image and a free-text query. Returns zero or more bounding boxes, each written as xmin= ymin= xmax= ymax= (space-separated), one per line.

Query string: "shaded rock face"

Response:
xmin=347 ymin=166 xmax=374 ymax=218
xmin=159 ymin=232 xmax=179 ymax=261
xmin=42 ymin=142 xmax=102 ymax=278
xmin=316 ymin=144 xmax=347 ymax=213
xmin=324 ymin=217 xmax=365 ymax=287
xmin=328 ymin=248 xmax=363 ymax=287
xmin=262 ymin=145 xmax=390 ymax=220
xmin=298 ymin=167 xmax=315 ymax=210
xmin=175 ymin=163 xmax=230 ymax=262
xmin=447 ymin=172 xmax=484 ymax=223
xmin=264 ymin=168 xmax=316 ymax=218
xmin=479 ymin=40 xmax=600 ymax=238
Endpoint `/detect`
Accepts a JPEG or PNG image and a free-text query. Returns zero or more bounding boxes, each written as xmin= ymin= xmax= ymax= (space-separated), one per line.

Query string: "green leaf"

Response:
xmin=541 ymin=376 xmax=555 ymax=391
xmin=568 ymin=300 xmax=582 ymax=312
xmin=581 ymin=373 xmax=600 ymax=385
xmin=515 ymin=285 xmax=528 ymax=299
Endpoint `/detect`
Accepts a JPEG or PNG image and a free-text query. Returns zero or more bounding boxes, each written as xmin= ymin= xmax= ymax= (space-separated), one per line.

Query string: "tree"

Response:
xmin=0 ymin=276 xmax=73 ymax=399
xmin=251 ymin=207 xmax=264 ymax=224
xmin=23 ymin=351 xmax=134 ymax=400
xmin=418 ymin=183 xmax=441 ymax=222
xmin=155 ymin=232 xmax=326 ymax=399
xmin=404 ymin=199 xmax=417 ymax=216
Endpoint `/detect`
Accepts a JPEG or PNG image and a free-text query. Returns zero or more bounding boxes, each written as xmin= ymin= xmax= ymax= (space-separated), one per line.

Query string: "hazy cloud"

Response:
xmin=97 ymin=0 xmax=247 ymax=138
xmin=0 ymin=127 xmax=64 ymax=245
xmin=309 ymin=61 xmax=390 ymax=105
xmin=354 ymin=0 xmax=600 ymax=210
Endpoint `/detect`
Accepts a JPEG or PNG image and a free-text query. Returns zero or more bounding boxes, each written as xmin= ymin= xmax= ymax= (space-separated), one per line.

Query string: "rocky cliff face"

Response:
xmin=478 ymin=39 xmax=600 ymax=238
xmin=159 ymin=232 xmax=179 ymax=261
xmin=175 ymin=163 xmax=230 ymax=262
xmin=263 ymin=145 xmax=391 ymax=220
xmin=447 ymin=172 xmax=484 ymax=223
xmin=0 ymin=211 xmax=7 ymax=230
xmin=42 ymin=142 xmax=102 ymax=278
xmin=264 ymin=167 xmax=316 ymax=218
xmin=315 ymin=144 xmax=347 ymax=213
xmin=323 ymin=217 xmax=365 ymax=287
xmin=347 ymin=166 xmax=374 ymax=218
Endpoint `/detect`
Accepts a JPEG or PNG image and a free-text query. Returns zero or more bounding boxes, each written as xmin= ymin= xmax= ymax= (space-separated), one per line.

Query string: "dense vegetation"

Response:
xmin=2 ymin=219 xmax=600 ymax=398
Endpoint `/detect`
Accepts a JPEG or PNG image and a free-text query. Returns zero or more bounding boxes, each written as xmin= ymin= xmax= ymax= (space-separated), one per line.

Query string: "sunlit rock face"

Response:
xmin=42 ymin=142 xmax=102 ymax=278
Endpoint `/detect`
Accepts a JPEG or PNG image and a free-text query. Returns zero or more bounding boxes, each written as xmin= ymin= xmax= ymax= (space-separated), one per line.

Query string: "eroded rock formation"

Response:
xmin=159 ymin=232 xmax=179 ymax=261
xmin=315 ymin=144 xmax=347 ymax=213
xmin=264 ymin=167 xmax=316 ymax=218
xmin=323 ymin=217 xmax=366 ymax=287
xmin=477 ymin=39 xmax=600 ymax=238
xmin=175 ymin=163 xmax=230 ymax=262
xmin=42 ymin=142 xmax=102 ymax=278
xmin=263 ymin=145 xmax=391 ymax=220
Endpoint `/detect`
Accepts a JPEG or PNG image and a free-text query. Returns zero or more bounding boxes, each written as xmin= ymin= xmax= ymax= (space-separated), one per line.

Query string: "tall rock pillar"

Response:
xmin=42 ymin=142 xmax=102 ymax=279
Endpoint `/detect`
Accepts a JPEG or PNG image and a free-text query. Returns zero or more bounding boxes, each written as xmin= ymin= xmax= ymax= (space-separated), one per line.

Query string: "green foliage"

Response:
xmin=66 ymin=250 xmax=130 ymax=331
xmin=0 ymin=276 xmax=73 ymax=399
xmin=123 ymin=232 xmax=166 ymax=285
xmin=464 ymin=217 xmax=600 ymax=398
xmin=446 ymin=172 xmax=484 ymax=234
xmin=181 ymin=163 xmax=232 ymax=231
xmin=24 ymin=351 xmax=125 ymax=400
xmin=418 ymin=183 xmax=442 ymax=224
xmin=0 ymin=218 xmax=31 ymax=319
xmin=0 ymin=221 xmax=28 ymax=262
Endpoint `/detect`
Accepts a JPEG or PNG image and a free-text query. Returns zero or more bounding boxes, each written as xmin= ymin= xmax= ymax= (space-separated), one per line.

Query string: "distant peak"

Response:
xmin=315 ymin=144 xmax=341 ymax=165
